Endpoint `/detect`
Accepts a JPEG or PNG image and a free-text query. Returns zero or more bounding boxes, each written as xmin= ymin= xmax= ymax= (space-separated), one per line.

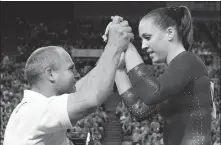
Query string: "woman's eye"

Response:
xmin=144 ymin=36 xmax=151 ymax=40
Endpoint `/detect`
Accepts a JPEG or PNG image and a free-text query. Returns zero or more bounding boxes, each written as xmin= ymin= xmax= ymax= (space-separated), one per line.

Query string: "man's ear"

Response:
xmin=166 ymin=27 xmax=175 ymax=41
xmin=45 ymin=68 xmax=56 ymax=83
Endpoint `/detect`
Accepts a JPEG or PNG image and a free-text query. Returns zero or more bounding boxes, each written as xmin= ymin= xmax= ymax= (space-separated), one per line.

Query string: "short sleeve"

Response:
xmin=37 ymin=94 xmax=72 ymax=134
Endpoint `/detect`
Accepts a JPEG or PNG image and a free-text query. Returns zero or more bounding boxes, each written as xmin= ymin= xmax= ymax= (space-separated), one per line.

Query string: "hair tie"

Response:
xmin=168 ymin=6 xmax=182 ymax=24
xmin=169 ymin=6 xmax=180 ymax=12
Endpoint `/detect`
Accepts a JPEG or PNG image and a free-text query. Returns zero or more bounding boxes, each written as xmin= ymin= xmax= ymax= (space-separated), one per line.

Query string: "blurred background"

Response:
xmin=1 ymin=2 xmax=220 ymax=145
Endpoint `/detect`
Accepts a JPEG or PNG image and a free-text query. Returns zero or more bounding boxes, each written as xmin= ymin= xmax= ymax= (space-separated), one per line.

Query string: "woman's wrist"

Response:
xmin=125 ymin=43 xmax=144 ymax=72
xmin=115 ymin=70 xmax=132 ymax=95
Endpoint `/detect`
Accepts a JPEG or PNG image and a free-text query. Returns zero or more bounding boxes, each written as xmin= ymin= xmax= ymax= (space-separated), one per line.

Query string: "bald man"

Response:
xmin=3 ymin=16 xmax=134 ymax=145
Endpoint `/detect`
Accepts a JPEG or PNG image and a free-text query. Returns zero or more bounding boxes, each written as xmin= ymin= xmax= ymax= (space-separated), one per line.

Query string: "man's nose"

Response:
xmin=73 ymin=70 xmax=81 ymax=80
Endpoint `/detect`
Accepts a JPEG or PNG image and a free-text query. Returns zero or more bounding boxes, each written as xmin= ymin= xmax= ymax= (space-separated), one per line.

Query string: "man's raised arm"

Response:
xmin=67 ymin=16 xmax=134 ymax=126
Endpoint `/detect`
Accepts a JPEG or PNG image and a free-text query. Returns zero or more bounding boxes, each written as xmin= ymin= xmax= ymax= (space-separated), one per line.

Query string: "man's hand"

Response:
xmin=107 ymin=16 xmax=134 ymax=53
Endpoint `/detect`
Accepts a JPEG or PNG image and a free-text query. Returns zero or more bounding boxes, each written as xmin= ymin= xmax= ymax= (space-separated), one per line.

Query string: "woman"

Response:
xmin=114 ymin=6 xmax=212 ymax=145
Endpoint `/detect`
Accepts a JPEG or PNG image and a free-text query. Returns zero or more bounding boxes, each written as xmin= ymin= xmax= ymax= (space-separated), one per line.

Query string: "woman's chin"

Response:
xmin=152 ymin=58 xmax=163 ymax=64
xmin=68 ymin=86 xmax=76 ymax=93
xmin=72 ymin=86 xmax=76 ymax=93
xmin=152 ymin=58 xmax=159 ymax=63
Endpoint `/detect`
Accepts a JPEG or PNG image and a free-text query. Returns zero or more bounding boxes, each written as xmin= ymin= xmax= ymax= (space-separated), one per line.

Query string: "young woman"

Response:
xmin=115 ymin=6 xmax=212 ymax=145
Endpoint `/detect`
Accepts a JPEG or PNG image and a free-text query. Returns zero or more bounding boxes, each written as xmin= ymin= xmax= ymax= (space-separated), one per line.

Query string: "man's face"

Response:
xmin=55 ymin=50 xmax=80 ymax=94
xmin=139 ymin=18 xmax=169 ymax=64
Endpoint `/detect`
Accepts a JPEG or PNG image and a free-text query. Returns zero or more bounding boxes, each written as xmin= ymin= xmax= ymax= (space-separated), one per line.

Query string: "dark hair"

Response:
xmin=143 ymin=6 xmax=193 ymax=50
xmin=25 ymin=46 xmax=62 ymax=86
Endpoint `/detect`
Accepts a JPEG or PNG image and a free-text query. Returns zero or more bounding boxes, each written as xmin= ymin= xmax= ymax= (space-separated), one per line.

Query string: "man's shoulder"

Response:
xmin=48 ymin=94 xmax=70 ymax=102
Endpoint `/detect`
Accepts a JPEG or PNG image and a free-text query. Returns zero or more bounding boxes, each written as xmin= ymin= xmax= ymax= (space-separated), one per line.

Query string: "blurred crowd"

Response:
xmin=116 ymin=102 xmax=163 ymax=145
xmin=67 ymin=106 xmax=108 ymax=145
xmin=1 ymin=16 xmax=220 ymax=145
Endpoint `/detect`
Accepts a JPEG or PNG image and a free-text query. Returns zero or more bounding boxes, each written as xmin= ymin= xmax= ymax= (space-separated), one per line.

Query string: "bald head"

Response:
xmin=25 ymin=46 xmax=66 ymax=86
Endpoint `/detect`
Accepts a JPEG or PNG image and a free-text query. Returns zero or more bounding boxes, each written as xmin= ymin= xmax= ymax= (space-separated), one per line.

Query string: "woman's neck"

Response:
xmin=166 ymin=43 xmax=186 ymax=65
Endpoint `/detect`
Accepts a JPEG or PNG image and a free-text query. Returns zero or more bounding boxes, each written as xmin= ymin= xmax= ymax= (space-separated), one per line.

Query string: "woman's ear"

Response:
xmin=166 ymin=27 xmax=175 ymax=41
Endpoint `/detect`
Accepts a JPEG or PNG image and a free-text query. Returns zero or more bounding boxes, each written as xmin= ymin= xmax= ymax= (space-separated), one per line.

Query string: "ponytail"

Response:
xmin=179 ymin=6 xmax=193 ymax=51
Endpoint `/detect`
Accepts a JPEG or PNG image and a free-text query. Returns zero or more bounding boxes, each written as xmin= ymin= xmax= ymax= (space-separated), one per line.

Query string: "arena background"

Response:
xmin=1 ymin=1 xmax=220 ymax=145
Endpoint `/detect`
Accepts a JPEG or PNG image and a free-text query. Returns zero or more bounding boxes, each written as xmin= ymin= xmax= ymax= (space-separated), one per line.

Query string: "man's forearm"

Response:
xmin=78 ymin=45 xmax=122 ymax=106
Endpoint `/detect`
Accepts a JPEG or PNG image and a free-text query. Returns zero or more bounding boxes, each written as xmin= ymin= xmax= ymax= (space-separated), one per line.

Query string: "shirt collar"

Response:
xmin=23 ymin=90 xmax=47 ymax=100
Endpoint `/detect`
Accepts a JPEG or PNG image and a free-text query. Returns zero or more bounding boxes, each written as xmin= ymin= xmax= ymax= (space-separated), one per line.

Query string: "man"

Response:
xmin=3 ymin=16 xmax=134 ymax=145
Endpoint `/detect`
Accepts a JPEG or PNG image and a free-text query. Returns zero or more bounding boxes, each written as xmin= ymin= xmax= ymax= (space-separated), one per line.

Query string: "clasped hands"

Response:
xmin=104 ymin=15 xmax=138 ymax=71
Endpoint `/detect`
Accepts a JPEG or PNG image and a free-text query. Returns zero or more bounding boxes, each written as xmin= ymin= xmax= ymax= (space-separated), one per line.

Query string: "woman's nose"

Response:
xmin=142 ymin=41 xmax=149 ymax=50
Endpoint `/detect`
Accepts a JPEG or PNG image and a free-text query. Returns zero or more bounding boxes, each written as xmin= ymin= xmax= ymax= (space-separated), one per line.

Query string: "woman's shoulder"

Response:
xmin=185 ymin=51 xmax=207 ymax=68
xmin=176 ymin=51 xmax=198 ymax=62
xmin=173 ymin=51 xmax=207 ymax=68
xmin=168 ymin=51 xmax=208 ymax=76
xmin=181 ymin=51 xmax=209 ymax=75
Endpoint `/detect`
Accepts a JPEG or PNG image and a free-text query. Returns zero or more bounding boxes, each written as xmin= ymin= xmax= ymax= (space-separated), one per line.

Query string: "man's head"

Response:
xmin=25 ymin=46 xmax=80 ymax=95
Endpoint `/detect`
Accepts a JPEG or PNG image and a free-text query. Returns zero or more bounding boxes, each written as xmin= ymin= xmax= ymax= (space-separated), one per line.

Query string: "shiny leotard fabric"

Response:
xmin=121 ymin=65 xmax=158 ymax=122
xmin=121 ymin=51 xmax=212 ymax=145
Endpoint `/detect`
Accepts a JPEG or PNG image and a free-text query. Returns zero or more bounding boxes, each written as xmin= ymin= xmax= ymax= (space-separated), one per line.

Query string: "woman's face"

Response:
xmin=139 ymin=18 xmax=169 ymax=64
